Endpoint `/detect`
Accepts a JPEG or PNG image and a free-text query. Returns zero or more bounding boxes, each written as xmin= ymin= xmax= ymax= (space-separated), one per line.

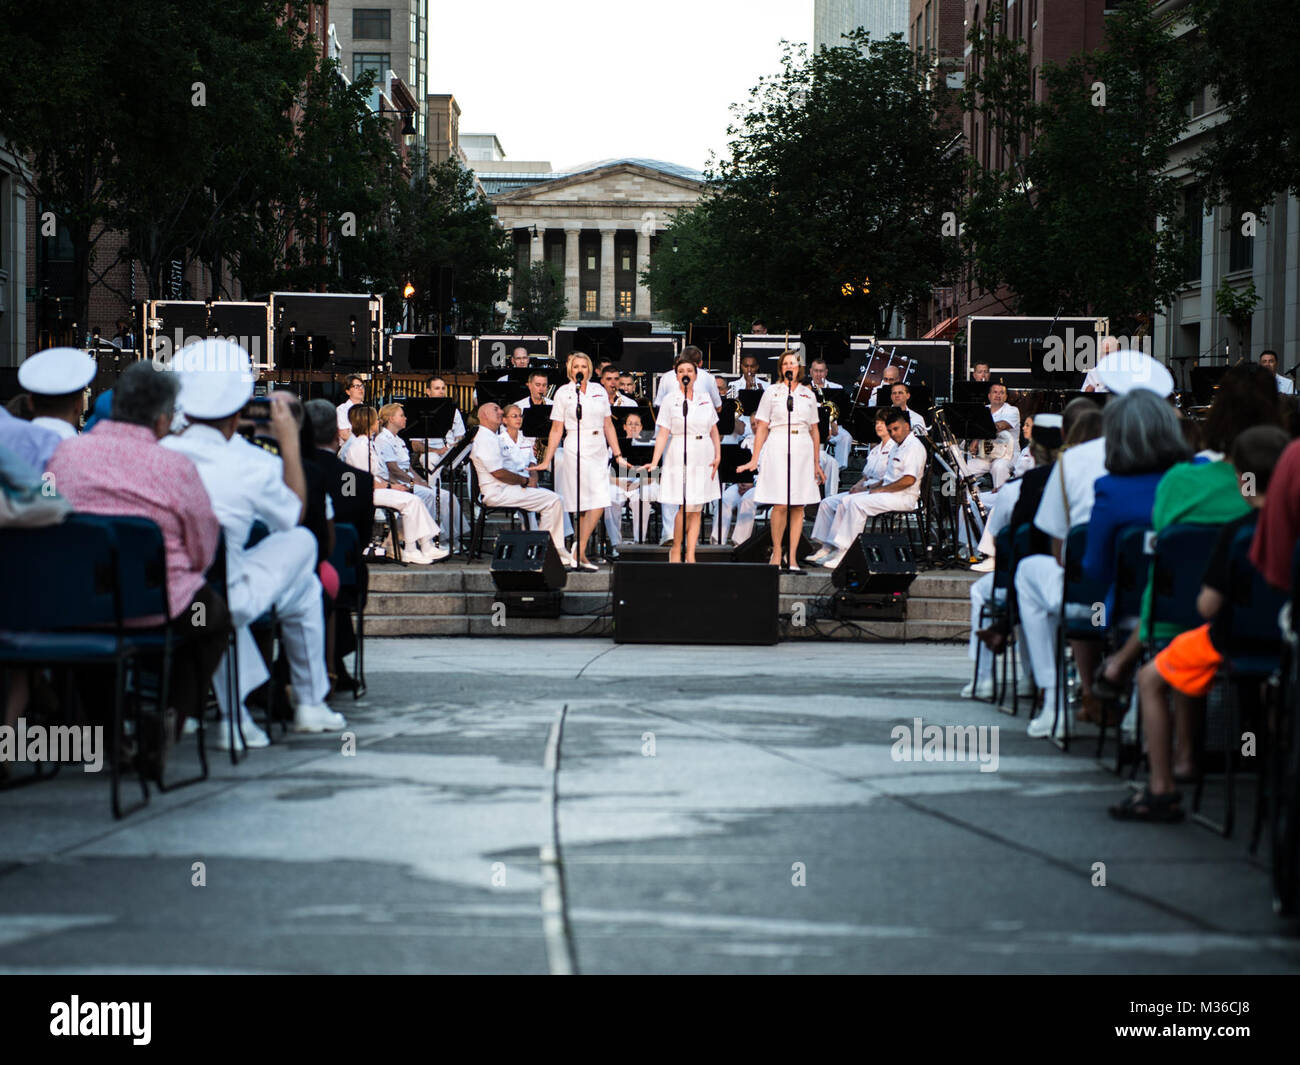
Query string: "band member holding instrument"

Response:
xmin=736 ymin=350 xmax=824 ymax=568
xmin=958 ymin=381 xmax=1020 ymax=491
xmin=533 ymin=352 xmax=628 ymax=571
xmin=727 ymin=353 xmax=770 ymax=396
xmin=641 ymin=353 xmax=721 ymax=563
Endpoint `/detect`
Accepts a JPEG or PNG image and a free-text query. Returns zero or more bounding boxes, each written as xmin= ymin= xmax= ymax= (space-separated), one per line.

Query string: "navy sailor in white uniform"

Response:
xmin=641 ymin=351 xmax=721 ymax=563
xmin=735 ymin=350 xmax=825 ymax=568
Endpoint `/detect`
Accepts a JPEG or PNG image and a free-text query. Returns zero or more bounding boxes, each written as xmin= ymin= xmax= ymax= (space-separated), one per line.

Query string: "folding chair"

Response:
xmin=1137 ymin=523 xmax=1226 ymax=780
xmin=1051 ymin=523 xmax=1110 ymax=751
xmin=85 ymin=515 xmax=215 ymax=792
xmin=0 ymin=516 xmax=145 ymax=819
xmin=468 ymin=466 xmax=527 ymax=561
xmin=329 ymin=523 xmax=367 ymax=700
xmin=971 ymin=524 xmax=1015 ymax=708
xmin=1191 ymin=524 xmax=1285 ymax=839
xmin=1096 ymin=524 xmax=1152 ymax=770
xmin=1270 ymin=540 xmax=1300 ymax=916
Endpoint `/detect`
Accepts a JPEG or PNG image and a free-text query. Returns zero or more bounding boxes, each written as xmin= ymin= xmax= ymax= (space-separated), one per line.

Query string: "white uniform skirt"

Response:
xmin=556 ymin=429 xmax=611 ymax=511
xmin=755 ymin=428 xmax=819 ymax=506
xmin=658 ymin=433 xmax=720 ymax=507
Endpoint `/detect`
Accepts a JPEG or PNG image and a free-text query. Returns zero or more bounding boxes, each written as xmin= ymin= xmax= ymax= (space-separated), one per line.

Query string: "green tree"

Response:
xmin=646 ymin=30 xmax=963 ymax=334
xmin=960 ymin=1 xmax=1195 ymax=329
xmin=508 ymin=262 xmax=568 ymax=334
xmin=1186 ymin=0 xmax=1300 ymax=212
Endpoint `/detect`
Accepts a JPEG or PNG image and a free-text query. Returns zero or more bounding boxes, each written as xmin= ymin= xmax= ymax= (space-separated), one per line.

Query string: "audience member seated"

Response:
xmin=1079 ymin=390 xmax=1193 ymax=721
xmin=163 ymin=340 xmax=345 ymax=747
xmin=1110 ymin=426 xmax=1290 ymax=822
xmin=1250 ymin=435 xmax=1300 ymax=591
xmin=341 ymin=405 xmax=447 ymax=565
xmin=46 ymin=362 xmax=231 ymax=769
xmin=1095 ymin=362 xmax=1283 ymax=697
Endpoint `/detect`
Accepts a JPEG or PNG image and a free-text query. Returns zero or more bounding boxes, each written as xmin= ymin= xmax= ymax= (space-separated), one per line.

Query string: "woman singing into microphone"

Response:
xmin=533 ymin=352 xmax=628 ymax=571
xmin=642 ymin=352 xmax=722 ymax=563
xmin=736 ymin=350 xmax=824 ymax=569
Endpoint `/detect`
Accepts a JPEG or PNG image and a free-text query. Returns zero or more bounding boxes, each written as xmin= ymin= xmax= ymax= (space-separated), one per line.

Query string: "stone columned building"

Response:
xmin=490 ymin=158 xmax=705 ymax=327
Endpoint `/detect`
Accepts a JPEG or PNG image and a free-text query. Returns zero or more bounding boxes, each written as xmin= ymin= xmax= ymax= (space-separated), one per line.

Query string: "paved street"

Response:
xmin=0 ymin=638 xmax=1296 ymax=975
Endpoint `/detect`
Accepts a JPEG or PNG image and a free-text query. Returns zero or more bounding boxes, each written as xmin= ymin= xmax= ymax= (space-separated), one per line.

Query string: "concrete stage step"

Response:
xmin=360 ymin=561 xmax=978 ymax=642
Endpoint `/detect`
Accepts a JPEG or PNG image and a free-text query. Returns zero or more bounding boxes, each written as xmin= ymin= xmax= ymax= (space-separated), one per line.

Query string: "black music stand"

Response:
xmin=736 ymin=388 xmax=764 ymax=417
xmin=686 ymin=326 xmax=731 ymax=370
xmin=475 ymin=381 xmax=529 ymax=408
xmin=521 ymin=405 xmax=554 ymax=443
xmin=940 ymin=403 xmax=998 ymax=442
xmin=573 ymin=327 xmax=623 ymax=362
xmin=801 ymin=330 xmax=850 ymax=366
xmin=953 ymin=380 xmax=992 ymax=405
xmin=400 ymin=398 xmax=458 ymax=477
xmin=611 ymin=405 xmax=655 ymax=435
xmin=718 ymin=444 xmax=755 ymax=487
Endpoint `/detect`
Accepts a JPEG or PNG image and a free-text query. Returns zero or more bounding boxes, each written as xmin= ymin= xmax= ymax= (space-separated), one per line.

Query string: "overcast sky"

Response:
xmin=429 ymin=0 xmax=813 ymax=173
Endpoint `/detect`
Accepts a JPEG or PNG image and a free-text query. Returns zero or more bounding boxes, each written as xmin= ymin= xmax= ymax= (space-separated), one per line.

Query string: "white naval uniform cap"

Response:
xmin=173 ymin=338 xmax=255 ymax=419
xmin=17 ymin=347 xmax=96 ymax=396
xmin=1094 ymin=350 xmax=1174 ymax=397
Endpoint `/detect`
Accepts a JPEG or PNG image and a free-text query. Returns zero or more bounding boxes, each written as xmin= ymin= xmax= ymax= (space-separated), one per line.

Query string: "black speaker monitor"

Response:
xmin=613 ymin=562 xmax=779 ymax=644
xmin=490 ymin=531 xmax=568 ymax=592
xmin=831 ymin=532 xmax=917 ymax=594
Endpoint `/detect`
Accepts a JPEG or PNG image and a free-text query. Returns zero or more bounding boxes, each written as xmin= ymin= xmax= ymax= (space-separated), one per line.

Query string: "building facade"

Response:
xmin=491 ymin=159 xmax=705 ymax=326
xmin=0 ymin=139 xmax=28 ymax=368
xmin=1151 ymin=0 xmax=1300 ymax=374
xmin=814 ymin=0 xmax=910 ymax=49
xmin=330 ymin=2 xmax=429 ymax=146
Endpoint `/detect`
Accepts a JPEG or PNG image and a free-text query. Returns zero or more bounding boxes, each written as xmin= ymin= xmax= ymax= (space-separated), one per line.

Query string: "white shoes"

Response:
xmin=210 ymin=718 xmax=270 ymax=750
xmin=817 ymin=548 xmax=846 ymax=569
xmin=1027 ymin=695 xmax=1069 ymax=738
xmin=961 ymin=677 xmax=995 ymax=699
xmin=971 ymin=556 xmax=996 ymax=572
xmin=293 ymin=703 xmax=346 ymax=733
xmin=402 ymin=542 xmax=449 ymax=564
xmin=807 ymin=545 xmax=833 ymax=564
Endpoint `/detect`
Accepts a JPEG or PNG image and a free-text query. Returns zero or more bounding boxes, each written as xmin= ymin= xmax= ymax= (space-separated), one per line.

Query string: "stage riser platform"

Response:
xmin=363 ymin=564 xmax=976 ymax=642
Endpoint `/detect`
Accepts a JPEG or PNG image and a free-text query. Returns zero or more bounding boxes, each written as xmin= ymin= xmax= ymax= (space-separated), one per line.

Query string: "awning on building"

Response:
xmin=923 ymin=315 xmax=959 ymax=340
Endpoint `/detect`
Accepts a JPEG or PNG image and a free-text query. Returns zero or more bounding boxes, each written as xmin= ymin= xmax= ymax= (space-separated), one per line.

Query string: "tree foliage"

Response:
xmin=1186 ymin=0 xmax=1300 ymax=212
xmin=507 ymin=262 xmax=568 ymax=335
xmin=960 ymin=1 xmax=1195 ymax=329
xmin=646 ymin=30 xmax=963 ymax=335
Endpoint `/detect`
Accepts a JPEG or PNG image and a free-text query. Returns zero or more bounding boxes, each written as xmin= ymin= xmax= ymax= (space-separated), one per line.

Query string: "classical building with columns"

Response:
xmin=489 ymin=158 xmax=705 ymax=326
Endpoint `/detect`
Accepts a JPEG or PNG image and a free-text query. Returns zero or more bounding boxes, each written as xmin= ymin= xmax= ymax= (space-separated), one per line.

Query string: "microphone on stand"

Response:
xmin=573 ymin=370 xmax=584 ymax=567
xmin=784 ymin=369 xmax=794 ymax=570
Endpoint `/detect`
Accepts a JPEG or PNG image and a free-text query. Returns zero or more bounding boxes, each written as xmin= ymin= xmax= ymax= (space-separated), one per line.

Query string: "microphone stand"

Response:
xmin=574 ymin=372 xmax=583 ymax=566
xmin=681 ymin=390 xmax=689 ymax=560
xmin=784 ymin=371 xmax=794 ymax=570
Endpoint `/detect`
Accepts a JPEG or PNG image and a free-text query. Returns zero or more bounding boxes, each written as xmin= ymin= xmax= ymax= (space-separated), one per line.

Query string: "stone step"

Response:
xmin=367 ymin=568 xmax=465 ymax=593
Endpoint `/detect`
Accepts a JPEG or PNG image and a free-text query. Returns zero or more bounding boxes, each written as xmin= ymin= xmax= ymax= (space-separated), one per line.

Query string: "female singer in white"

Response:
xmin=642 ymin=353 xmax=722 ymax=563
xmin=736 ymin=350 xmax=824 ymax=568
xmin=533 ymin=352 xmax=628 ymax=571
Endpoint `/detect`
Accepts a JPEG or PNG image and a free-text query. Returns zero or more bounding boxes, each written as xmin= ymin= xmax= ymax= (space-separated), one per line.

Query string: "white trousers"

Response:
xmin=1014 ymin=553 xmax=1064 ymax=688
xmin=960 ymin=453 xmax=1013 ymax=491
xmin=482 ymin=484 xmax=568 ymax=559
xmin=413 ymin=483 xmax=463 ymax=542
xmin=375 ymin=487 xmax=439 ymax=548
xmin=214 ymin=527 xmax=329 ymax=718
xmin=731 ymin=491 xmax=760 ymax=544
xmin=819 ymin=451 xmax=839 ymax=496
xmin=816 ymin=491 xmax=914 ymax=549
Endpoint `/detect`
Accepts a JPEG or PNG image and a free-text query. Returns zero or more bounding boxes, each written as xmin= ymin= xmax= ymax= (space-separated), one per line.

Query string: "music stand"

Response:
xmin=801 ymin=330 xmax=850 ymax=366
xmin=686 ymin=326 xmax=731 ymax=369
xmin=611 ymin=405 xmax=656 ymax=435
xmin=1058 ymin=389 xmax=1110 ymax=409
xmin=521 ymin=405 xmax=554 ymax=442
xmin=573 ymin=327 xmax=623 ymax=362
xmin=475 ymin=380 xmax=529 ymax=408
xmin=736 ymin=389 xmax=764 ymax=417
xmin=953 ymin=380 xmax=991 ymax=405
xmin=718 ymin=443 xmax=755 ymax=486
xmin=938 ymin=403 xmax=997 ymax=441
xmin=399 ymin=398 xmax=458 ymax=476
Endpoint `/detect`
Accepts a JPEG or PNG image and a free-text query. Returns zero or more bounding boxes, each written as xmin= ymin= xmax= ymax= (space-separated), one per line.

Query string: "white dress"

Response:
xmin=754 ymin=383 xmax=820 ymax=506
xmin=657 ymin=388 xmax=721 ymax=508
xmin=551 ymin=381 xmax=612 ymax=510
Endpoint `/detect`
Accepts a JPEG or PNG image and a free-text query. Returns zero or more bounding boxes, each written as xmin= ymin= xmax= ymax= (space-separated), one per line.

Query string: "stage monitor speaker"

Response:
xmin=490 ymin=531 xmax=568 ymax=591
xmin=613 ymin=562 xmax=779 ymax=645
xmin=831 ymin=532 xmax=917 ymax=594
xmin=731 ymin=527 xmax=817 ymax=566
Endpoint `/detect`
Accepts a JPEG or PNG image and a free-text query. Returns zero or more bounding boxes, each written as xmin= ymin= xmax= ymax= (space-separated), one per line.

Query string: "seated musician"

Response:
xmin=867 ymin=365 xmax=902 ymax=406
xmin=618 ymin=371 xmax=639 ymax=402
xmin=375 ymin=401 xmax=459 ymax=538
xmin=888 ymin=382 xmax=927 ymax=433
xmin=970 ymin=362 xmax=991 ymax=382
xmin=959 ymin=381 xmax=1020 ymax=491
xmin=621 ymin=412 xmax=660 ymax=543
xmin=497 ymin=347 xmax=532 ymax=380
xmin=727 ymin=354 xmax=770 ymax=397
xmin=410 ymin=377 xmax=467 ymax=460
xmin=518 ymin=370 xmax=551 ymax=409
xmin=1081 ymin=335 xmax=1121 ymax=392
xmin=470 ymin=402 xmax=573 ymax=566
xmin=602 ymin=363 xmax=637 ymax=408
xmin=808 ymin=358 xmax=843 ymax=395
xmin=808 ymin=406 xmax=926 ymax=568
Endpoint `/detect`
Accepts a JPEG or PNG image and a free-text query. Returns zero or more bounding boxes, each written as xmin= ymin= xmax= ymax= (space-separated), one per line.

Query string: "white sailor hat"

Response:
xmin=17 ymin=347 xmax=96 ymax=396
xmin=1094 ymin=349 xmax=1174 ymax=397
xmin=1031 ymin=412 xmax=1063 ymax=450
xmin=173 ymin=338 xmax=254 ymax=420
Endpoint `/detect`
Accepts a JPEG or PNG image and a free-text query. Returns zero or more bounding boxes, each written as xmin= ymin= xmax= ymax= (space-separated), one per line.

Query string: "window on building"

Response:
xmin=620 ymin=250 xmax=632 ymax=272
xmin=353 ymin=9 xmax=391 ymax=39
xmin=584 ymin=290 xmax=598 ymax=315
xmin=585 ymin=251 xmax=597 ymax=271
xmin=1228 ymin=203 xmax=1255 ymax=273
xmin=352 ymin=53 xmax=390 ymax=84
xmin=617 ymin=291 xmax=633 ymax=317
xmin=1182 ymin=186 xmax=1204 ymax=283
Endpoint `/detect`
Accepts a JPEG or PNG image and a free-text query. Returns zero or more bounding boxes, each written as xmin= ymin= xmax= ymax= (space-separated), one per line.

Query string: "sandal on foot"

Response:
xmin=1108 ymin=788 xmax=1184 ymax=823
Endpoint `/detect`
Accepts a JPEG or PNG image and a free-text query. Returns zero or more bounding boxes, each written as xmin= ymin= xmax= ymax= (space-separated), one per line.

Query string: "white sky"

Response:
xmin=428 ymin=0 xmax=813 ymax=173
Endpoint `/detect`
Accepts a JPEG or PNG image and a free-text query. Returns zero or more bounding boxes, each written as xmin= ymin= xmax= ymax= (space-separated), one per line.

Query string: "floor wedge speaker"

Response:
xmin=831 ymin=532 xmax=917 ymax=594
